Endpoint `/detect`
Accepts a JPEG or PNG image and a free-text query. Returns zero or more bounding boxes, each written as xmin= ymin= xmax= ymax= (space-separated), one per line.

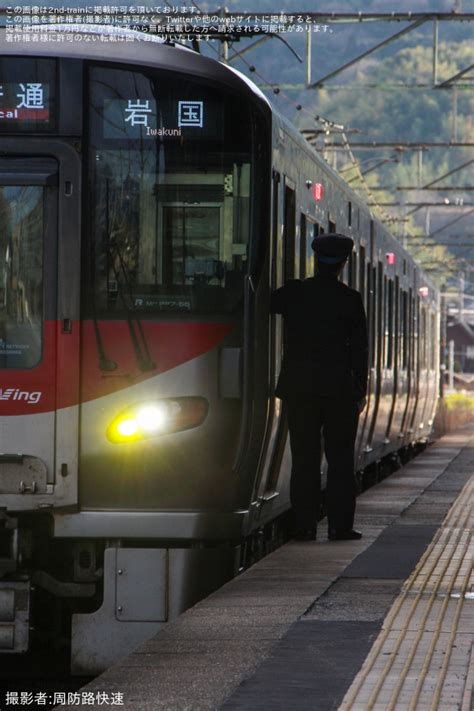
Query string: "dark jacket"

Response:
xmin=271 ymin=274 xmax=369 ymax=401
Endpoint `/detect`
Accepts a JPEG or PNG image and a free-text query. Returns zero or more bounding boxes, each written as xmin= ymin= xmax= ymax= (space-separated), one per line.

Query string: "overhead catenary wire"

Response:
xmin=173 ymin=19 xmax=468 ymax=277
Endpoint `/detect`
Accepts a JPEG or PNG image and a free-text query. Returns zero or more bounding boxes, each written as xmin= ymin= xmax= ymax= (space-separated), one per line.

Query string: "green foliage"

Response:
xmin=306 ymin=42 xmax=472 ymax=143
xmin=297 ymin=41 xmax=473 ymax=288
xmin=218 ymin=10 xmax=473 ymax=289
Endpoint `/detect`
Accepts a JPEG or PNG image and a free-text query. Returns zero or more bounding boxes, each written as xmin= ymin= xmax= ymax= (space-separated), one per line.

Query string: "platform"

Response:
xmin=62 ymin=427 xmax=474 ymax=710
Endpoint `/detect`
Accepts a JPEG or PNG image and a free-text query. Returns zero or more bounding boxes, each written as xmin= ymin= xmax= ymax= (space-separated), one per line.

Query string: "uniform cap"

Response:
xmin=311 ymin=233 xmax=354 ymax=263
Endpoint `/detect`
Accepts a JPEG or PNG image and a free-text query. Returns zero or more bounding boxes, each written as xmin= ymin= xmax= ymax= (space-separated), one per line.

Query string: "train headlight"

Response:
xmin=116 ymin=418 xmax=139 ymax=437
xmin=107 ymin=397 xmax=208 ymax=443
xmin=136 ymin=404 xmax=168 ymax=433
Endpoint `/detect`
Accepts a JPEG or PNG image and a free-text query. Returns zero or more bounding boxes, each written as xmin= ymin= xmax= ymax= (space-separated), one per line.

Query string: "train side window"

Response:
xmin=370 ymin=221 xmax=375 ymax=261
xmin=415 ymin=296 xmax=421 ymax=372
xmin=299 ymin=213 xmax=307 ymax=279
xmin=328 ymin=219 xmax=336 ymax=233
xmin=371 ymin=265 xmax=378 ymax=368
xmin=359 ymin=245 xmax=366 ymax=304
xmin=425 ymin=307 xmax=429 ymax=369
xmin=430 ymin=312 xmax=436 ymax=370
xmin=284 ymin=185 xmax=296 ymax=281
xmin=425 ymin=309 xmax=432 ymax=368
xmin=402 ymin=290 xmax=408 ymax=369
xmin=395 ymin=278 xmax=401 ymax=370
xmin=386 ymin=279 xmax=394 ymax=369
xmin=347 ymin=251 xmax=357 ymax=289
xmin=429 ymin=308 xmax=432 ymax=366
xmin=305 ymin=221 xmax=315 ymax=277
xmin=424 ymin=306 xmax=430 ymax=368
xmin=426 ymin=309 xmax=431 ymax=370
xmin=271 ymin=171 xmax=281 ymax=289
xmin=366 ymin=263 xmax=375 ymax=368
xmin=421 ymin=307 xmax=427 ymax=368
xmin=383 ymin=275 xmax=388 ymax=368
xmin=377 ymin=263 xmax=384 ymax=370
xmin=342 ymin=254 xmax=350 ymax=286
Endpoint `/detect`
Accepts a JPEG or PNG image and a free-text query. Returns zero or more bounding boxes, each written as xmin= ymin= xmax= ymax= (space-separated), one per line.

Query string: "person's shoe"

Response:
xmin=328 ymin=528 xmax=362 ymax=541
xmin=293 ymin=527 xmax=317 ymax=541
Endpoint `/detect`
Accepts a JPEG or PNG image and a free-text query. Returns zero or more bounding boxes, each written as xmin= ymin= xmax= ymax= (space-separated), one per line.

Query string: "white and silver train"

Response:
xmin=0 ymin=27 xmax=439 ymax=673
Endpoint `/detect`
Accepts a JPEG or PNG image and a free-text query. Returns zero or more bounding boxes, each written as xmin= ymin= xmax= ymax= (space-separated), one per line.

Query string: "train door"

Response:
xmin=398 ymin=288 xmax=410 ymax=436
xmin=426 ymin=309 xmax=440 ymax=427
xmin=416 ymin=300 xmax=432 ymax=433
xmin=356 ymin=246 xmax=378 ymax=462
xmin=400 ymin=288 xmax=415 ymax=437
xmin=254 ymin=177 xmax=295 ymax=509
xmin=0 ymin=150 xmax=80 ymax=511
xmin=385 ymin=277 xmax=399 ymax=442
xmin=357 ymin=259 xmax=374 ymax=458
xmin=407 ymin=291 xmax=422 ymax=435
xmin=366 ymin=260 xmax=384 ymax=451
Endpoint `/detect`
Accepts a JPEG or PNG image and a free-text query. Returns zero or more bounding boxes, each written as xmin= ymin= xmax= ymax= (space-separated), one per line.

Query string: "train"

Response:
xmin=0 ymin=25 xmax=440 ymax=674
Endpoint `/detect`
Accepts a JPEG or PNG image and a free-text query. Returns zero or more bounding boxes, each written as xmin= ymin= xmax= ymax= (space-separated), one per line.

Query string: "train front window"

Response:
xmin=86 ymin=64 xmax=253 ymax=315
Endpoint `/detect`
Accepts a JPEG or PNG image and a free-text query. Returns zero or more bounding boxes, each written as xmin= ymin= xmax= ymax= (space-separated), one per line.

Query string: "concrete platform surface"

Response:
xmin=59 ymin=428 xmax=474 ymax=710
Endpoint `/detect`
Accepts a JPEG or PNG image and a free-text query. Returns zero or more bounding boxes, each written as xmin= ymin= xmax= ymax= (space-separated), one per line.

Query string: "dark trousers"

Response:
xmin=286 ymin=394 xmax=359 ymax=532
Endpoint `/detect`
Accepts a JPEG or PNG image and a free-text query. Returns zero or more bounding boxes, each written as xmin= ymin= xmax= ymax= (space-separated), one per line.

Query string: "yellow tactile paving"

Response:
xmin=339 ymin=476 xmax=474 ymax=711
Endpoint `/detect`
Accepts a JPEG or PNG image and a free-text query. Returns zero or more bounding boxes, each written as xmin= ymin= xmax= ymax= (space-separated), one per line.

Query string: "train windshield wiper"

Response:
xmin=93 ymin=312 xmax=118 ymax=372
xmin=108 ymin=241 xmax=156 ymax=373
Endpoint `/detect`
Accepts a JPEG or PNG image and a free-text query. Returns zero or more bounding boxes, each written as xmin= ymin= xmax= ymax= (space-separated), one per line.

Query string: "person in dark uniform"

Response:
xmin=271 ymin=233 xmax=368 ymax=541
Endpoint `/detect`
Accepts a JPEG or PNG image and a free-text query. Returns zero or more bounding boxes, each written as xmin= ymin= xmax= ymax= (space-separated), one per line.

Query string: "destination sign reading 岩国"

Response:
xmin=102 ymin=98 xmax=223 ymax=141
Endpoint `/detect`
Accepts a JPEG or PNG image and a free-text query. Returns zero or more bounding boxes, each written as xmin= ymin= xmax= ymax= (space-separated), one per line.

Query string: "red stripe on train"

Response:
xmin=0 ymin=320 xmax=234 ymax=415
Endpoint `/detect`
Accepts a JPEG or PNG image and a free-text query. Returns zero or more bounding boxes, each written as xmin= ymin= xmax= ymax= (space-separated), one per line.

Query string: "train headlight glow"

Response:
xmin=136 ymin=405 xmax=168 ymax=433
xmin=116 ymin=418 xmax=139 ymax=437
xmin=107 ymin=397 xmax=208 ymax=443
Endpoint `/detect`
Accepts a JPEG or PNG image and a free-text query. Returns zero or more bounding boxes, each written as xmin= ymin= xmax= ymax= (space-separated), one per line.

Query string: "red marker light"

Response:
xmin=386 ymin=252 xmax=396 ymax=265
xmin=313 ymin=183 xmax=324 ymax=201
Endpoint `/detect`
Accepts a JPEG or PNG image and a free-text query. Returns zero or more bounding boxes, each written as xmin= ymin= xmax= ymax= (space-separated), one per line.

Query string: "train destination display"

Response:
xmin=0 ymin=58 xmax=55 ymax=131
xmin=0 ymin=82 xmax=50 ymax=123
xmin=102 ymin=97 xmax=222 ymax=140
